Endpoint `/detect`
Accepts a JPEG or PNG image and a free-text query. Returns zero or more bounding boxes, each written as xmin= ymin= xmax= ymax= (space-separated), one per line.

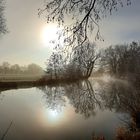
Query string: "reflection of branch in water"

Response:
xmin=38 ymin=80 xmax=140 ymax=121
xmin=100 ymin=81 xmax=140 ymax=131
xmin=86 ymin=80 xmax=102 ymax=108
xmin=1 ymin=121 xmax=13 ymax=140
xmin=117 ymin=114 xmax=133 ymax=130
xmin=38 ymin=80 xmax=101 ymax=118
xmin=39 ymin=85 xmax=66 ymax=112
xmin=65 ymin=80 xmax=101 ymax=118
xmin=99 ymin=81 xmax=140 ymax=113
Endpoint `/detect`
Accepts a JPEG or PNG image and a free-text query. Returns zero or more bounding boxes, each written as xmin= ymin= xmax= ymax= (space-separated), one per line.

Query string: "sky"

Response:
xmin=0 ymin=0 xmax=140 ymax=68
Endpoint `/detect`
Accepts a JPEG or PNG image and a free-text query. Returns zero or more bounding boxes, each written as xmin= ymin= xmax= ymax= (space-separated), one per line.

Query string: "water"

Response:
xmin=0 ymin=78 xmax=137 ymax=140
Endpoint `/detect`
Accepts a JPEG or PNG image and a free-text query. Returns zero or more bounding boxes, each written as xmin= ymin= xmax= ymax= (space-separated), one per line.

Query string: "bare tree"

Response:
xmin=10 ymin=64 xmax=21 ymax=74
xmin=46 ymin=42 xmax=99 ymax=80
xmin=72 ymin=42 xmax=100 ymax=77
xmin=100 ymin=42 xmax=140 ymax=78
xmin=46 ymin=52 xmax=65 ymax=80
xmin=27 ymin=63 xmax=44 ymax=75
xmin=1 ymin=62 xmax=10 ymax=74
xmin=39 ymin=0 xmax=131 ymax=49
xmin=0 ymin=0 xmax=7 ymax=36
xmin=101 ymin=46 xmax=121 ymax=75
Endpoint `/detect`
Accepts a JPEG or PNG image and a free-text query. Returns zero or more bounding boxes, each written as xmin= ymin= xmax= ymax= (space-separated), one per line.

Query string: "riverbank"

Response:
xmin=0 ymin=75 xmax=87 ymax=91
xmin=0 ymin=74 xmax=44 ymax=90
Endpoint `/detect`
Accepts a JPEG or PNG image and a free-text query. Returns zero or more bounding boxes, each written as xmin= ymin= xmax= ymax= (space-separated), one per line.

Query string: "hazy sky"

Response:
xmin=0 ymin=0 xmax=140 ymax=68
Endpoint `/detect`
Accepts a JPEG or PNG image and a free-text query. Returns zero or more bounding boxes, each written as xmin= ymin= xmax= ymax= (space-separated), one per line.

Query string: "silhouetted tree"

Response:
xmin=46 ymin=52 xmax=65 ymax=80
xmin=46 ymin=42 xmax=99 ymax=80
xmin=40 ymin=0 xmax=131 ymax=81
xmin=27 ymin=63 xmax=43 ymax=75
xmin=10 ymin=64 xmax=20 ymax=74
xmin=100 ymin=42 xmax=140 ymax=78
xmin=0 ymin=0 xmax=7 ymax=36
xmin=1 ymin=62 xmax=10 ymax=74
xmin=39 ymin=0 xmax=131 ymax=49
xmin=72 ymin=42 xmax=100 ymax=77
xmin=124 ymin=42 xmax=140 ymax=76
xmin=101 ymin=45 xmax=125 ymax=75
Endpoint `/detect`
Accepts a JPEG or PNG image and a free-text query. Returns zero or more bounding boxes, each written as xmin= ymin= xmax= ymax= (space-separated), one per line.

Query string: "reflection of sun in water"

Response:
xmin=41 ymin=98 xmax=71 ymax=126
xmin=44 ymin=109 xmax=64 ymax=124
xmin=41 ymin=98 xmax=75 ymax=127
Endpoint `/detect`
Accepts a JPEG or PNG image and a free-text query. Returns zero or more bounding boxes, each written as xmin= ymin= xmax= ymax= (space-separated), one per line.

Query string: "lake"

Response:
xmin=0 ymin=77 xmax=138 ymax=140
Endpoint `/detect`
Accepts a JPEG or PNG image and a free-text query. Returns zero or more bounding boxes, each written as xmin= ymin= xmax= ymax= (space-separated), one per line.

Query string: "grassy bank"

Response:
xmin=0 ymin=74 xmax=87 ymax=91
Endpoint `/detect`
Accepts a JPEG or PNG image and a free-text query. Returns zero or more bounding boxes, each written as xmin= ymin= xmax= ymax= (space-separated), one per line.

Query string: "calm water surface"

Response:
xmin=0 ymin=78 xmax=136 ymax=140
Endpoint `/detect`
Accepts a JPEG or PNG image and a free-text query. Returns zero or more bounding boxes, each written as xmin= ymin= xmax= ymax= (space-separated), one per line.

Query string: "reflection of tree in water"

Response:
xmin=39 ymin=80 xmax=101 ymax=118
xmin=38 ymin=79 xmax=140 ymax=130
xmin=100 ymin=81 xmax=140 ymax=113
xmin=99 ymin=81 xmax=140 ymax=131
xmin=0 ymin=90 xmax=5 ymax=102
xmin=65 ymin=80 xmax=101 ymax=118
xmin=38 ymin=85 xmax=66 ymax=112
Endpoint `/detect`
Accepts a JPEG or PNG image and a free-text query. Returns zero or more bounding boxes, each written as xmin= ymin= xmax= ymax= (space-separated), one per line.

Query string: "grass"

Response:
xmin=0 ymin=74 xmax=43 ymax=82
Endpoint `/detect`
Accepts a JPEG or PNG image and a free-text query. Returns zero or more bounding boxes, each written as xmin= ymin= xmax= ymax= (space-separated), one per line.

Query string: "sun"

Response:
xmin=40 ymin=24 xmax=63 ymax=47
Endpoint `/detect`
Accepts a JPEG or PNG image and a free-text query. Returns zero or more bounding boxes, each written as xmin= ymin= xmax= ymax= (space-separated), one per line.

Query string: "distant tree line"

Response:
xmin=0 ymin=62 xmax=44 ymax=75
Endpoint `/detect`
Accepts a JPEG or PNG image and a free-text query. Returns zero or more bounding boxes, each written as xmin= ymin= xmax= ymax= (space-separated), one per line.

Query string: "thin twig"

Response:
xmin=1 ymin=121 xmax=13 ymax=140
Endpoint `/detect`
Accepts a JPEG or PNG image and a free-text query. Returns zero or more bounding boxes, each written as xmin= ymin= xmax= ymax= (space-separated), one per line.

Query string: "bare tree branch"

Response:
xmin=39 ymin=0 xmax=131 ymax=49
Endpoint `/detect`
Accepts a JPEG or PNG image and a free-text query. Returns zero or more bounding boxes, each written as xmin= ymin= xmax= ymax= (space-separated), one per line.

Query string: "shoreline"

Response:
xmin=0 ymin=77 xmax=88 ymax=91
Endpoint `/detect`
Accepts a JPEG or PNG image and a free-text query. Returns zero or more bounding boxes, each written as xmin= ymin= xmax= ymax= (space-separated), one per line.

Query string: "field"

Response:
xmin=0 ymin=74 xmax=44 ymax=82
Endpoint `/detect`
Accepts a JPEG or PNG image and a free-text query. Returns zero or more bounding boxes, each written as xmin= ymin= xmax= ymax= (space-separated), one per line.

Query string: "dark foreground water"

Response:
xmin=0 ymin=78 xmax=138 ymax=140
